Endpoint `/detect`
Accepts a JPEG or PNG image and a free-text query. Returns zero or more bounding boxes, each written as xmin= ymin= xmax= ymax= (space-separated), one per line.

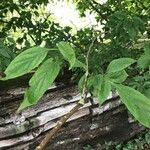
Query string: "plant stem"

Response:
xmin=35 ymin=102 xmax=83 ymax=150
xmin=35 ymin=36 xmax=96 ymax=150
xmin=81 ymin=36 xmax=96 ymax=99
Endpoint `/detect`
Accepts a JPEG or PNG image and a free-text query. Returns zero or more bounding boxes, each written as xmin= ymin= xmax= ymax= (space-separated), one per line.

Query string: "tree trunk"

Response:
xmin=0 ymin=81 xmax=145 ymax=150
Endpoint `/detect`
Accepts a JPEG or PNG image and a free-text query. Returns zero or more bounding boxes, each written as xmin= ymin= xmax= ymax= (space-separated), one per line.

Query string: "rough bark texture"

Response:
xmin=0 ymin=80 xmax=146 ymax=150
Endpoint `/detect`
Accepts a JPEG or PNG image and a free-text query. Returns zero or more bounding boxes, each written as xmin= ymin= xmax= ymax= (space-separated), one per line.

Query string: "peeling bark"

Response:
xmin=0 ymin=83 xmax=145 ymax=150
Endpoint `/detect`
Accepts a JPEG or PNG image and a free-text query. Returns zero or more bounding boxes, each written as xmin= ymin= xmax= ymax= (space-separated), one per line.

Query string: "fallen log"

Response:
xmin=0 ymin=82 xmax=146 ymax=150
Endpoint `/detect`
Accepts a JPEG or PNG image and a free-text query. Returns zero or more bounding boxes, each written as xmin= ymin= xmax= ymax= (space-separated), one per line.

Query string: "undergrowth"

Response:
xmin=83 ymin=130 xmax=150 ymax=150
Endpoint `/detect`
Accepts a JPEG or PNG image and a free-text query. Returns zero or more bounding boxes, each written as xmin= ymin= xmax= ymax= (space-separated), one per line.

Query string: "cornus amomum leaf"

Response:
xmin=138 ymin=55 xmax=150 ymax=69
xmin=114 ymin=84 xmax=150 ymax=128
xmin=57 ymin=41 xmax=76 ymax=69
xmin=144 ymin=42 xmax=150 ymax=55
xmin=18 ymin=59 xmax=60 ymax=111
xmin=106 ymin=58 xmax=135 ymax=74
xmin=0 ymin=42 xmax=11 ymax=58
xmin=3 ymin=47 xmax=49 ymax=80
xmin=73 ymin=59 xmax=86 ymax=69
xmin=90 ymin=75 xmax=111 ymax=104
xmin=107 ymin=70 xmax=128 ymax=83
xmin=138 ymin=43 xmax=150 ymax=69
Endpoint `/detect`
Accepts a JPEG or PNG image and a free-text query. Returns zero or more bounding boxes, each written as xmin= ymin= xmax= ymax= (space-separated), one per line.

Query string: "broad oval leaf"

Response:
xmin=144 ymin=42 xmax=150 ymax=55
xmin=138 ymin=55 xmax=150 ymax=69
xmin=143 ymin=88 xmax=150 ymax=99
xmin=128 ymin=27 xmax=137 ymax=39
xmin=3 ymin=47 xmax=49 ymax=80
xmin=106 ymin=58 xmax=135 ymax=74
xmin=107 ymin=70 xmax=128 ymax=83
xmin=18 ymin=59 xmax=60 ymax=111
xmin=0 ymin=44 xmax=11 ymax=58
xmin=78 ymin=74 xmax=85 ymax=91
xmin=17 ymin=91 xmax=32 ymax=111
xmin=73 ymin=59 xmax=86 ymax=70
xmin=92 ymin=75 xmax=111 ymax=104
xmin=57 ymin=41 xmax=76 ymax=69
xmin=138 ymin=43 xmax=150 ymax=69
xmin=114 ymin=84 xmax=150 ymax=128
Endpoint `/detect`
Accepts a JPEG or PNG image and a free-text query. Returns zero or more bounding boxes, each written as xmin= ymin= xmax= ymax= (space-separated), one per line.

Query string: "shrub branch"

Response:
xmin=35 ymin=36 xmax=96 ymax=150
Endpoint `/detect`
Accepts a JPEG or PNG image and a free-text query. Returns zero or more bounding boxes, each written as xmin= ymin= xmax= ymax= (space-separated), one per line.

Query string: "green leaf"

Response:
xmin=17 ymin=91 xmax=32 ymax=111
xmin=107 ymin=70 xmax=128 ymax=83
xmin=106 ymin=58 xmax=135 ymax=74
xmin=114 ymin=11 xmax=126 ymax=20
xmin=73 ymin=59 xmax=86 ymax=69
xmin=3 ymin=47 xmax=49 ymax=80
xmin=18 ymin=59 xmax=60 ymax=111
xmin=143 ymin=88 xmax=150 ymax=99
xmin=92 ymin=75 xmax=111 ymax=104
xmin=0 ymin=46 xmax=10 ymax=58
xmin=114 ymin=84 xmax=150 ymax=128
xmin=133 ymin=16 xmax=145 ymax=33
xmin=138 ymin=43 xmax=150 ymax=69
xmin=138 ymin=55 xmax=150 ymax=69
xmin=144 ymin=42 xmax=150 ymax=55
xmin=128 ymin=27 xmax=137 ymax=39
xmin=57 ymin=42 xmax=76 ymax=69
xmin=78 ymin=74 xmax=85 ymax=91
xmin=0 ymin=44 xmax=11 ymax=58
